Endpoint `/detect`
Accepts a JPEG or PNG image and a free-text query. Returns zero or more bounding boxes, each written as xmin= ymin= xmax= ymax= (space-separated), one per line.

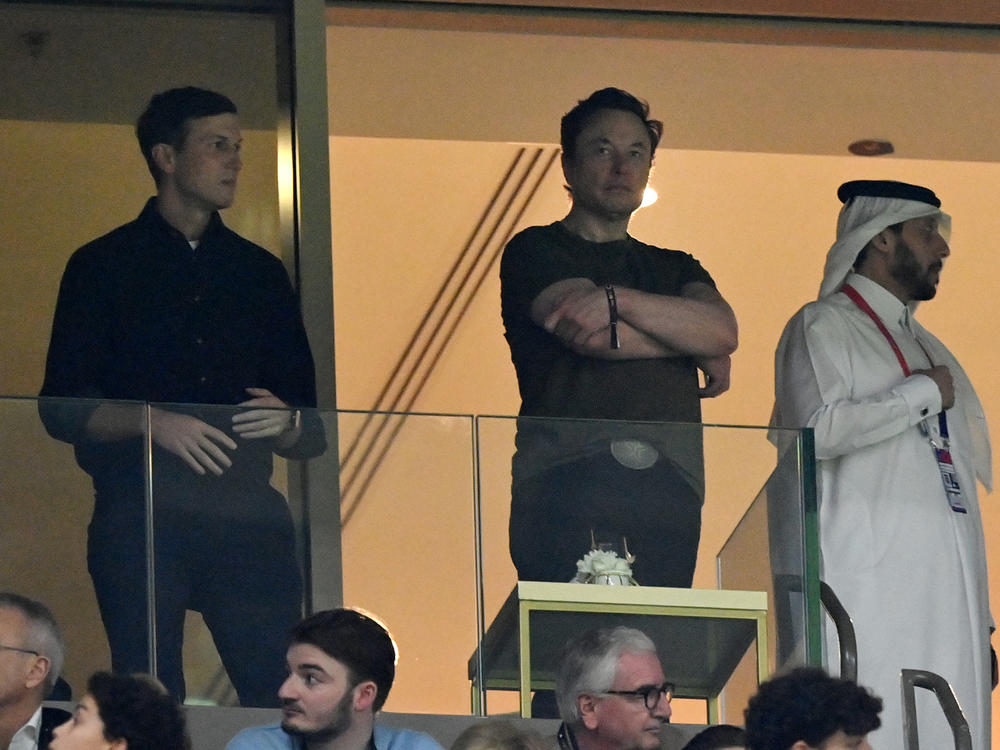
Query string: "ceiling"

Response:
xmin=3 ymin=1 xmax=1000 ymax=161
xmin=326 ymin=5 xmax=1000 ymax=161
xmin=0 ymin=3 xmax=278 ymax=129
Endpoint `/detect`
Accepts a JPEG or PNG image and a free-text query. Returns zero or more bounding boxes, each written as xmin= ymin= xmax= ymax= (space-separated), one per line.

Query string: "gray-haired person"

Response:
xmin=0 ymin=593 xmax=68 ymax=750
xmin=555 ymin=627 xmax=672 ymax=750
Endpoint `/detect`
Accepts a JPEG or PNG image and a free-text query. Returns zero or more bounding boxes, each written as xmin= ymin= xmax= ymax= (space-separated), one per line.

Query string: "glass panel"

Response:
xmin=336 ymin=410 xmax=478 ymax=715
xmin=15 ymin=397 xmax=332 ymax=709
xmin=716 ymin=427 xmax=821 ymax=722
xmin=474 ymin=415 xmax=815 ymax=721
xmin=145 ymin=401 xmax=329 ymax=707
xmin=9 ymin=399 xmax=813 ymax=718
xmin=3 ymin=396 xmax=151 ymax=703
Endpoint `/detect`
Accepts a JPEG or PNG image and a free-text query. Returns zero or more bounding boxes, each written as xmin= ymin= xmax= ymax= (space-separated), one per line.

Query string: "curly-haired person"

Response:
xmin=49 ymin=672 xmax=189 ymax=750
xmin=744 ymin=668 xmax=881 ymax=750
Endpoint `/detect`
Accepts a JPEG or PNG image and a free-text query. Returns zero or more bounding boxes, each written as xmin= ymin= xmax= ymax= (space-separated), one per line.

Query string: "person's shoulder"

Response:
xmin=226 ymin=723 xmax=293 ymax=750
xmin=70 ymin=212 xmax=146 ymax=261
xmin=509 ymin=223 xmax=559 ymax=244
xmin=629 ymin=236 xmax=698 ymax=262
xmin=500 ymin=223 xmax=564 ymax=279
xmin=503 ymin=223 xmax=561 ymax=254
xmin=212 ymin=222 xmax=291 ymax=280
xmin=800 ymin=292 xmax=855 ymax=320
xmin=374 ymin=723 xmax=445 ymax=750
xmin=779 ymin=293 xmax=855 ymax=344
xmin=216 ymin=222 xmax=280 ymax=260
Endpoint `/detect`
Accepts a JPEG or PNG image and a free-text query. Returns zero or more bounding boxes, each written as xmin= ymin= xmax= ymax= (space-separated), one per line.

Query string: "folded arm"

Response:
xmin=531 ymin=278 xmax=737 ymax=360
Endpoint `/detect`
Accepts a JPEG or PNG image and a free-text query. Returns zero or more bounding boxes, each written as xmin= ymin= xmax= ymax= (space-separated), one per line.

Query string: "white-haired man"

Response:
xmin=554 ymin=627 xmax=672 ymax=750
xmin=0 ymin=594 xmax=67 ymax=750
xmin=773 ymin=180 xmax=992 ymax=749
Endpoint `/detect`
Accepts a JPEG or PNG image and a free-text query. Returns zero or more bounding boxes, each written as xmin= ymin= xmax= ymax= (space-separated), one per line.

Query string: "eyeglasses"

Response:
xmin=600 ymin=681 xmax=675 ymax=710
xmin=0 ymin=644 xmax=39 ymax=657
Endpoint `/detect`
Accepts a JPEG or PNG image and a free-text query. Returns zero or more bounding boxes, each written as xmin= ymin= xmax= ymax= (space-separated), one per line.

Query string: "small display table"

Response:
xmin=469 ymin=581 xmax=768 ymax=720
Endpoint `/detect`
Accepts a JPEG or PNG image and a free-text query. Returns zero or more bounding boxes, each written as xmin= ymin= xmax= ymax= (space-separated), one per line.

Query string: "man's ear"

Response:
xmin=578 ymin=693 xmax=600 ymax=731
xmin=789 ymin=741 xmax=815 ymax=750
xmin=870 ymin=227 xmax=895 ymax=253
xmin=561 ymin=151 xmax=575 ymax=186
xmin=353 ymin=680 xmax=378 ymax=712
xmin=24 ymin=655 xmax=50 ymax=692
xmin=150 ymin=143 xmax=175 ymax=177
xmin=109 ymin=738 xmax=127 ymax=750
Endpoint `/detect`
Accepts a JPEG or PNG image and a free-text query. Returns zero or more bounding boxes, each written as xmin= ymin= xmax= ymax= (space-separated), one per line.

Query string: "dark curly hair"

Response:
xmin=88 ymin=672 xmax=190 ymax=750
xmin=682 ymin=724 xmax=746 ymax=750
xmin=560 ymin=88 xmax=662 ymax=162
xmin=744 ymin=668 xmax=881 ymax=750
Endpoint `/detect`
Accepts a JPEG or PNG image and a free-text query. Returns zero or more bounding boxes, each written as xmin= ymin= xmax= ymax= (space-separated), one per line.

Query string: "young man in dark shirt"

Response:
xmin=40 ymin=87 xmax=323 ymax=706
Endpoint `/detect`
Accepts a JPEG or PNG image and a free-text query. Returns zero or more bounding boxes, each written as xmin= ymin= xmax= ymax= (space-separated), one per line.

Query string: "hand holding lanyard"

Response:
xmin=842 ymin=284 xmax=967 ymax=514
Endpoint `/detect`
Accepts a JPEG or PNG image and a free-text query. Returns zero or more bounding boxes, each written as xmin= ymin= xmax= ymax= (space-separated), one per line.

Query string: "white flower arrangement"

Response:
xmin=572 ymin=548 xmax=638 ymax=586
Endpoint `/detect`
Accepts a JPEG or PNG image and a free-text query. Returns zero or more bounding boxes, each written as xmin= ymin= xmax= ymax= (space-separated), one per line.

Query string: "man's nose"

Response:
xmin=52 ymin=718 xmax=70 ymax=738
xmin=651 ymin=692 xmax=671 ymax=720
xmin=277 ymin=675 xmax=295 ymax=699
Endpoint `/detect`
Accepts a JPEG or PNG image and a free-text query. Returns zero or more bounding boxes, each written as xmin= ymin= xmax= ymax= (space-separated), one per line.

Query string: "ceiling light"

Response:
xmin=848 ymin=139 xmax=894 ymax=157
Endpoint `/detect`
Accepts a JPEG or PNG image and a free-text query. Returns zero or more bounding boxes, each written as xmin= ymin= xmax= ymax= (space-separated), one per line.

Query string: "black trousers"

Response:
xmin=87 ymin=499 xmax=301 ymax=707
xmin=509 ymin=449 xmax=702 ymax=587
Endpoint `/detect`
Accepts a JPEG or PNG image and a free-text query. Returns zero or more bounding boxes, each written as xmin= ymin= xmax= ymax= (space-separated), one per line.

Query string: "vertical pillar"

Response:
xmin=276 ymin=0 xmax=343 ymax=610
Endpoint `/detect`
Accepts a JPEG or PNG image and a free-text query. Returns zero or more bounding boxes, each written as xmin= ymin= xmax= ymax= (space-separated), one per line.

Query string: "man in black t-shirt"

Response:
xmin=500 ymin=88 xmax=737 ymax=587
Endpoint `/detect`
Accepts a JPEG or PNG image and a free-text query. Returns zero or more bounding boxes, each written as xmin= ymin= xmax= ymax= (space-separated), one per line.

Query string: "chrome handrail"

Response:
xmin=819 ymin=581 xmax=857 ymax=682
xmin=773 ymin=576 xmax=857 ymax=680
xmin=901 ymin=668 xmax=972 ymax=750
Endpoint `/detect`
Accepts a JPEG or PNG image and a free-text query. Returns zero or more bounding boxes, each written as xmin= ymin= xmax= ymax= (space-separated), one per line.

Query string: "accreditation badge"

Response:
xmin=934 ymin=445 xmax=968 ymax=514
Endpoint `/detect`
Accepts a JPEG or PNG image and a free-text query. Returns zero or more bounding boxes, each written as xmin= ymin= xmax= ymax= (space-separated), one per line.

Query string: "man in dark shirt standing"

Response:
xmin=500 ymin=88 xmax=737 ymax=587
xmin=39 ymin=87 xmax=323 ymax=706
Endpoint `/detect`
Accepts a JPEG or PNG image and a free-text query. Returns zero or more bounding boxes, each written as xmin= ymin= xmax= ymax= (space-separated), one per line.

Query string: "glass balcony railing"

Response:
xmin=472 ymin=416 xmax=819 ymax=723
xmin=3 ymin=397 xmax=817 ymax=722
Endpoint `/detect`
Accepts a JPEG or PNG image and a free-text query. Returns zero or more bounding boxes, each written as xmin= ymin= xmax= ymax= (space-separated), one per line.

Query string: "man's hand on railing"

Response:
xmin=232 ymin=387 xmax=301 ymax=450
xmin=150 ymin=408 xmax=236 ymax=476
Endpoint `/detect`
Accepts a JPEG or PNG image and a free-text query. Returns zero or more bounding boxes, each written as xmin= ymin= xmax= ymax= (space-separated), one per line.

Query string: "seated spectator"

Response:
xmin=0 ymin=592 xmax=68 ymax=750
xmin=450 ymin=720 xmax=550 ymax=750
xmin=554 ymin=626 xmax=671 ymax=750
xmin=744 ymin=667 xmax=881 ymax=750
xmin=227 ymin=608 xmax=443 ymax=750
xmin=50 ymin=672 xmax=189 ymax=750
xmin=681 ymin=724 xmax=745 ymax=750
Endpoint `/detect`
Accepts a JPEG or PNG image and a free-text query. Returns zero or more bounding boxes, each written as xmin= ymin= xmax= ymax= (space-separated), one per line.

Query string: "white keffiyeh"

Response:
xmin=818 ymin=194 xmax=951 ymax=299
xmin=815 ymin=192 xmax=990 ymax=490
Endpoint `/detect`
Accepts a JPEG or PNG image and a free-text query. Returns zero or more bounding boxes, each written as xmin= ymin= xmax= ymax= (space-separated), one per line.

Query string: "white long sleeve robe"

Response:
xmin=774 ymin=274 xmax=991 ymax=750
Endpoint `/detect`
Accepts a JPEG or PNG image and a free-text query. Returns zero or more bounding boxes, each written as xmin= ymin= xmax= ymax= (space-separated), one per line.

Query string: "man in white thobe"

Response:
xmin=773 ymin=179 xmax=993 ymax=750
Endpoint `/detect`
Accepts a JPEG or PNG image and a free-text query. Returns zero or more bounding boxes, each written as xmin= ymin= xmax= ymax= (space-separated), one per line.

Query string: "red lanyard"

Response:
xmin=842 ymin=283 xmax=949 ymax=440
xmin=842 ymin=283 xmax=967 ymax=512
xmin=842 ymin=284 xmax=913 ymax=376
